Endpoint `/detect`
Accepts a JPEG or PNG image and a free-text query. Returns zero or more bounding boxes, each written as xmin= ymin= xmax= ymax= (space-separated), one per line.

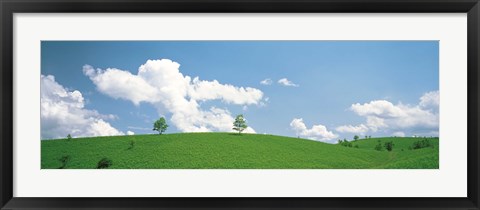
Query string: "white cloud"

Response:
xmin=350 ymin=100 xmax=438 ymax=129
xmin=290 ymin=118 xmax=338 ymax=141
xmin=336 ymin=91 xmax=439 ymax=136
xmin=392 ymin=131 xmax=405 ymax=137
xmin=419 ymin=90 xmax=439 ymax=109
xmin=335 ymin=124 xmax=369 ymax=134
xmin=84 ymin=59 xmax=263 ymax=133
xmin=41 ymin=75 xmax=124 ymax=139
xmin=243 ymin=127 xmax=256 ymax=134
xmin=127 ymin=131 xmax=135 ymax=135
xmin=365 ymin=116 xmax=387 ymax=132
xmin=260 ymin=78 xmax=272 ymax=85
xmin=189 ymin=77 xmax=263 ymax=105
xmin=278 ymin=78 xmax=299 ymax=87
xmin=83 ymin=65 xmax=160 ymax=106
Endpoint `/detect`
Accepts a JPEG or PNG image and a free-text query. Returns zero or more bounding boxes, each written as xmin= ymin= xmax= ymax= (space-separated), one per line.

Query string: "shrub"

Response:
xmin=58 ymin=155 xmax=70 ymax=169
xmin=354 ymin=145 xmax=359 ymax=148
xmin=384 ymin=141 xmax=394 ymax=152
xmin=338 ymin=139 xmax=353 ymax=147
xmin=97 ymin=158 xmax=113 ymax=169
xmin=128 ymin=140 xmax=135 ymax=150
xmin=411 ymin=138 xmax=433 ymax=150
xmin=67 ymin=134 xmax=72 ymax=141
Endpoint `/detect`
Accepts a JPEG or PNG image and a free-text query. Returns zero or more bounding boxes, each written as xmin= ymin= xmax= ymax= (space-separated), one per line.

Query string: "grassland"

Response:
xmin=41 ymin=133 xmax=438 ymax=169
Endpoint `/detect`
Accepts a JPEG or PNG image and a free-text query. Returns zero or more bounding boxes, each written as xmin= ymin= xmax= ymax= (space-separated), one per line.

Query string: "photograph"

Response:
xmin=40 ymin=41 xmax=439 ymax=169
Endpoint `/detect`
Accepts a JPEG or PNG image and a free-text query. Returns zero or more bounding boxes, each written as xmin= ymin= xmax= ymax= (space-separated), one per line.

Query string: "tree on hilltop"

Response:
xmin=233 ymin=114 xmax=248 ymax=135
xmin=153 ymin=117 xmax=168 ymax=134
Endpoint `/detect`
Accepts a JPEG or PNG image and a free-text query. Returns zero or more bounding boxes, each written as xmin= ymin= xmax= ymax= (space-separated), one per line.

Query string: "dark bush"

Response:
xmin=97 ymin=158 xmax=113 ymax=169
xmin=384 ymin=141 xmax=394 ymax=151
xmin=411 ymin=138 xmax=433 ymax=150
xmin=128 ymin=140 xmax=135 ymax=150
xmin=338 ymin=139 xmax=353 ymax=147
xmin=58 ymin=155 xmax=70 ymax=169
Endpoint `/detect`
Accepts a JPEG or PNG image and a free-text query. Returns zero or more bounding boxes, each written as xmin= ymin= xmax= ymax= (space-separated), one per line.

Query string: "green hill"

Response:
xmin=41 ymin=133 xmax=438 ymax=169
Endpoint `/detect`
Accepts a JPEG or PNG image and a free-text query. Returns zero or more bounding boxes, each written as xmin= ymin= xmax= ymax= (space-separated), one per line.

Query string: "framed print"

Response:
xmin=1 ymin=0 xmax=479 ymax=209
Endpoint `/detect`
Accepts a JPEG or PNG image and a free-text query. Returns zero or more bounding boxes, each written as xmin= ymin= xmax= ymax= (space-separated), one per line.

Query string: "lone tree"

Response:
xmin=353 ymin=135 xmax=359 ymax=141
xmin=233 ymin=114 xmax=248 ymax=135
xmin=153 ymin=117 xmax=168 ymax=134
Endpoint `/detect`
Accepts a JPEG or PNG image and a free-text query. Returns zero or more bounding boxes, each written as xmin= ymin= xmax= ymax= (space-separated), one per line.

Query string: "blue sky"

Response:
xmin=41 ymin=41 xmax=439 ymax=142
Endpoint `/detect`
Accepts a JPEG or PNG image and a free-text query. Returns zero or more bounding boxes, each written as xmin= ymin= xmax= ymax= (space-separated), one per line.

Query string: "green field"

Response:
xmin=41 ymin=133 xmax=439 ymax=169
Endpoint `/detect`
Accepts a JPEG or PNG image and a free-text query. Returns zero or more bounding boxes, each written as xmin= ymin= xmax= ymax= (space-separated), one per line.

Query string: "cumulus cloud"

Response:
xmin=365 ymin=116 xmax=387 ymax=132
xmin=335 ymin=124 xmax=369 ymax=134
xmin=350 ymin=100 xmax=438 ymax=129
xmin=278 ymin=78 xmax=299 ymax=87
xmin=420 ymin=90 xmax=439 ymax=109
xmin=260 ymin=78 xmax=272 ymax=85
xmin=127 ymin=131 xmax=135 ymax=135
xmin=84 ymin=59 xmax=263 ymax=133
xmin=41 ymin=75 xmax=124 ymax=139
xmin=189 ymin=77 xmax=263 ymax=105
xmin=336 ymin=91 xmax=439 ymax=136
xmin=290 ymin=118 xmax=338 ymax=141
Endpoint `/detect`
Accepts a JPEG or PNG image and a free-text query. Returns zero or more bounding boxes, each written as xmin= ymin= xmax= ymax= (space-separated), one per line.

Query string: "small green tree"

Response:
xmin=353 ymin=135 xmax=359 ymax=141
xmin=153 ymin=117 xmax=168 ymax=134
xmin=233 ymin=114 xmax=248 ymax=135
xmin=67 ymin=134 xmax=72 ymax=141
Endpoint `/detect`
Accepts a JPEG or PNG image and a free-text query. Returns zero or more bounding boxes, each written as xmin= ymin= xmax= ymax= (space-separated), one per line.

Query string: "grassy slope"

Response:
xmin=41 ymin=133 xmax=438 ymax=169
xmin=354 ymin=137 xmax=439 ymax=168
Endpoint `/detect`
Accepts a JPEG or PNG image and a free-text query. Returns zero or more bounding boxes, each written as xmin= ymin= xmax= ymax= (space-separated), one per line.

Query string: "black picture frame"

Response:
xmin=1 ymin=0 xmax=479 ymax=209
